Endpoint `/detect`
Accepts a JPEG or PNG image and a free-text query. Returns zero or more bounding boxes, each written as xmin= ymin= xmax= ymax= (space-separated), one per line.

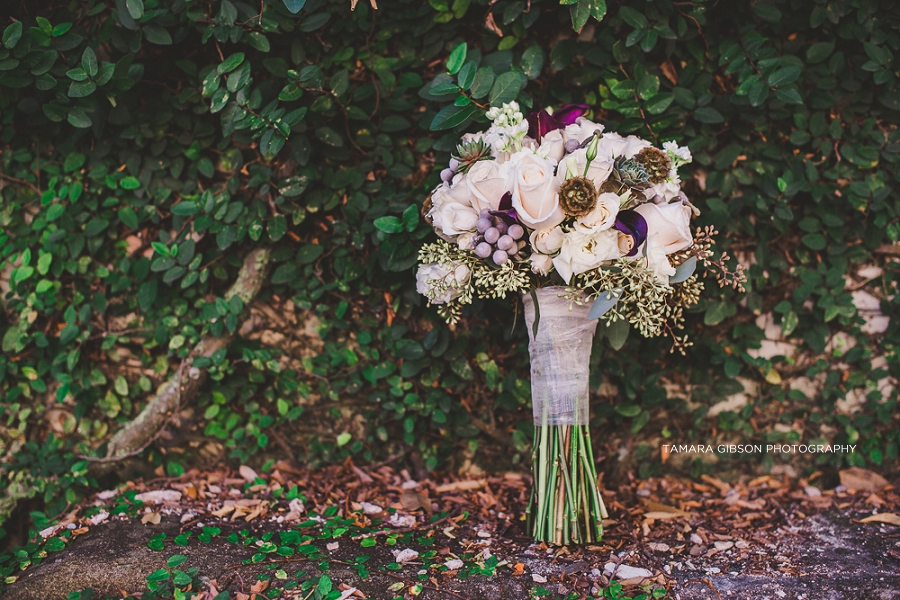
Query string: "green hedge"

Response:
xmin=1 ymin=0 xmax=898 ymax=536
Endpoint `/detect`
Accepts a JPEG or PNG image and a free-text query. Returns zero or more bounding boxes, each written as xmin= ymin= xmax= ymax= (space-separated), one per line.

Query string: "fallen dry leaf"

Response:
xmin=643 ymin=511 xmax=685 ymax=520
xmin=135 ymin=490 xmax=182 ymax=504
xmin=141 ymin=511 xmax=161 ymax=525
xmin=840 ymin=467 xmax=889 ymax=492
xmin=856 ymin=513 xmax=900 ymax=526
xmin=239 ymin=465 xmax=259 ymax=482
xmin=436 ymin=479 xmax=486 ymax=493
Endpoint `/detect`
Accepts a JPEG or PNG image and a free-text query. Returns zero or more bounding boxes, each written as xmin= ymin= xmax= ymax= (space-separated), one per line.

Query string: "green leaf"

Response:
xmin=802 ymin=233 xmax=826 ymax=250
xmin=570 ymin=0 xmax=591 ymax=31
xmin=644 ymin=92 xmax=674 ymax=114
xmin=68 ymin=80 xmax=96 ymax=98
xmin=126 ymin=0 xmax=144 ymax=20
xmin=605 ymin=319 xmax=630 ymax=350
xmin=430 ymin=103 xmax=478 ymax=130
xmin=618 ymin=6 xmax=648 ymax=29
xmin=669 ymin=256 xmax=697 ymax=284
xmin=2 ymin=22 xmax=23 ymax=49
xmin=283 ymin=0 xmax=307 ymax=13
xmin=120 ymin=176 xmax=141 ymax=189
xmin=806 ymin=42 xmax=834 ymax=64
xmin=374 ymin=216 xmax=403 ymax=233
xmin=267 ymin=215 xmax=287 ymax=241
xmin=67 ymin=109 xmax=92 ymax=128
xmin=297 ymin=244 xmax=324 ymax=264
xmin=637 ymin=73 xmax=659 ymax=100
xmin=457 ymin=61 xmax=476 ymax=90
xmin=774 ymin=87 xmax=803 ymax=104
xmin=704 ymin=301 xmax=735 ymax=325
xmin=402 ymin=204 xmax=419 ymax=232
xmin=143 ymin=25 xmax=172 ymax=45
xmin=44 ymin=537 xmax=66 ymax=553
xmin=588 ymin=288 xmax=621 ymax=319
xmin=218 ymin=53 xmax=245 ymax=74
xmin=336 ymin=432 xmax=351 ymax=447
xmin=781 ymin=311 xmax=798 ymax=336
xmin=446 ymin=42 xmax=467 ymax=75
xmin=615 ymin=403 xmax=641 ymax=417
xmin=768 ymin=66 xmax=802 ymax=88
xmin=167 ymin=554 xmax=188 ymax=568
xmin=521 ymin=44 xmax=544 ymax=80
xmin=591 ymin=0 xmax=607 ymax=22
xmin=694 ymin=106 xmax=724 ymax=123
xmin=469 ymin=66 xmax=495 ymax=99
xmin=488 ymin=70 xmax=523 ymax=106
xmin=84 ymin=218 xmax=110 ymax=237
xmin=82 ymin=49 xmax=98 ymax=79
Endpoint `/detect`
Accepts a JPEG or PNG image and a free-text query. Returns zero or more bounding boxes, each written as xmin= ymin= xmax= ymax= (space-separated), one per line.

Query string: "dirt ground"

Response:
xmin=3 ymin=462 xmax=899 ymax=600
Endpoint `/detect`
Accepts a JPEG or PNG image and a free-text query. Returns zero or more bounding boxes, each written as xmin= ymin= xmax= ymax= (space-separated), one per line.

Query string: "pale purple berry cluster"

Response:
xmin=472 ymin=209 xmax=526 ymax=265
xmin=440 ymin=158 xmax=461 ymax=183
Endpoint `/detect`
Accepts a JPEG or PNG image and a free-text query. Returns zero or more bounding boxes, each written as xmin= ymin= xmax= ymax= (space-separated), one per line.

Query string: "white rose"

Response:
xmin=557 ymin=149 xmax=613 ymax=188
xmin=552 ymin=229 xmax=621 ymax=284
xmin=537 ymin=129 xmax=565 ymax=163
xmin=562 ymin=117 xmax=604 ymax=144
xmin=508 ymin=152 xmax=564 ymax=228
xmin=529 ymin=226 xmax=565 ymax=255
xmin=643 ymin=234 xmax=676 ymax=286
xmin=464 ymin=160 xmax=509 ymax=212
xmin=597 ymin=132 xmax=651 ymax=161
xmin=573 ymin=192 xmax=620 ymax=233
xmin=416 ymin=263 xmax=472 ymax=304
xmin=438 ymin=202 xmax=479 ymax=237
xmin=529 ymin=252 xmax=554 ymax=276
xmin=634 ymin=201 xmax=693 ymax=255
xmin=617 ymin=232 xmax=634 ymax=255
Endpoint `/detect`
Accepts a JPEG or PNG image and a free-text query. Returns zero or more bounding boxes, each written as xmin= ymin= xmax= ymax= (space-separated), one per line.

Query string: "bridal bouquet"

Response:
xmin=416 ymin=102 xmax=745 ymax=545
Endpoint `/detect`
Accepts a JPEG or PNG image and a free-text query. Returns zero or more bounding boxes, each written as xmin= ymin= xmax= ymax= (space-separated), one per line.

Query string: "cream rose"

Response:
xmin=508 ymin=152 xmax=564 ymax=228
xmin=416 ymin=263 xmax=472 ymax=304
xmin=634 ymin=201 xmax=693 ymax=255
xmin=529 ymin=252 xmax=554 ymax=276
xmin=562 ymin=117 xmax=604 ymax=144
xmin=573 ymin=192 xmax=620 ymax=233
xmin=617 ymin=232 xmax=634 ymax=255
xmin=537 ymin=128 xmax=565 ymax=163
xmin=597 ymin=132 xmax=652 ymax=161
xmin=557 ymin=148 xmax=613 ymax=189
xmin=464 ymin=160 xmax=509 ymax=212
xmin=437 ymin=201 xmax=479 ymax=237
xmin=529 ymin=226 xmax=565 ymax=255
xmin=552 ymin=229 xmax=621 ymax=284
xmin=644 ymin=234 xmax=676 ymax=286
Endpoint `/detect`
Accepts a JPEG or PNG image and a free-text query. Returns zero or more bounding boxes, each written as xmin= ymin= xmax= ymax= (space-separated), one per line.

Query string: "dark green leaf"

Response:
xmin=694 ymin=106 xmax=724 ymax=123
xmin=488 ymin=70 xmax=523 ymax=106
xmin=430 ymin=103 xmax=478 ymax=131
xmin=618 ymin=6 xmax=648 ymax=29
xmin=126 ymin=0 xmax=144 ymax=19
xmin=446 ymin=42 xmax=467 ymax=75
xmin=283 ymin=0 xmax=307 ymax=13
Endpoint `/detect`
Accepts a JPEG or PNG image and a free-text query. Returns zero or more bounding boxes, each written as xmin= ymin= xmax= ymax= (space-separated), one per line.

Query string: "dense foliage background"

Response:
xmin=2 ymin=0 xmax=899 ymax=546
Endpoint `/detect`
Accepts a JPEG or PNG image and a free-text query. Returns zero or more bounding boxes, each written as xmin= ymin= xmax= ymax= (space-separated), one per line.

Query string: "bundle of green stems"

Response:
xmin=527 ymin=422 xmax=608 ymax=545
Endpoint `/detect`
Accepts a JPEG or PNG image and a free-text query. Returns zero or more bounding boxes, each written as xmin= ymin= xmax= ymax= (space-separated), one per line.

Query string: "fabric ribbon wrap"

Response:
xmin=522 ymin=287 xmax=598 ymax=426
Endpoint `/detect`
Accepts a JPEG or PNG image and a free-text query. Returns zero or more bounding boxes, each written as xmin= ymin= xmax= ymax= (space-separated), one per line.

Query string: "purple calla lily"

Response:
xmin=614 ymin=210 xmax=648 ymax=257
xmin=490 ymin=192 xmax=520 ymax=224
xmin=526 ymin=104 xmax=591 ymax=142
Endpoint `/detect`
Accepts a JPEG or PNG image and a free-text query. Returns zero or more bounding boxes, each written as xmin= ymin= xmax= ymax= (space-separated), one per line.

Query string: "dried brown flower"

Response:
xmin=558 ymin=176 xmax=598 ymax=218
xmin=633 ymin=147 xmax=672 ymax=184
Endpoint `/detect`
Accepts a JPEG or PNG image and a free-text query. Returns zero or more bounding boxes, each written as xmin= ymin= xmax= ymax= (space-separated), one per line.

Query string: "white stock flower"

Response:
xmin=662 ymin=140 xmax=692 ymax=165
xmin=573 ymin=192 xmax=620 ymax=233
xmin=552 ymin=229 xmax=621 ymax=284
xmin=416 ymin=263 xmax=471 ymax=304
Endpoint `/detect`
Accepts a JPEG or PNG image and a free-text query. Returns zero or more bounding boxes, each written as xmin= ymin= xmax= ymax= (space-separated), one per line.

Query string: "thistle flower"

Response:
xmin=632 ymin=147 xmax=672 ymax=184
xmin=558 ymin=176 xmax=598 ymax=218
xmin=452 ymin=139 xmax=493 ymax=174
